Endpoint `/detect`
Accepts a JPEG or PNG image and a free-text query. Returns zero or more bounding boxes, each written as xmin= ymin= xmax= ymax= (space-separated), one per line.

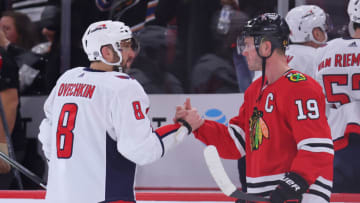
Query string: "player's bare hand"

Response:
xmin=184 ymin=98 xmax=192 ymax=110
xmin=173 ymin=105 xmax=187 ymax=123
xmin=173 ymin=98 xmax=192 ymax=123
xmin=184 ymin=108 xmax=204 ymax=131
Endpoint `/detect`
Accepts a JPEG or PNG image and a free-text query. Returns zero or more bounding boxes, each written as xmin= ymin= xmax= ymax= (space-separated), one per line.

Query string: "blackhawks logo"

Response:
xmin=286 ymin=72 xmax=307 ymax=82
xmin=249 ymin=107 xmax=269 ymax=151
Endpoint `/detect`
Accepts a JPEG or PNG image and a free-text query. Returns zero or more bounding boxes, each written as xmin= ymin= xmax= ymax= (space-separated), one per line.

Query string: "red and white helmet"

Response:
xmin=285 ymin=5 xmax=328 ymax=44
xmin=348 ymin=0 xmax=360 ymax=37
xmin=82 ymin=20 xmax=133 ymax=66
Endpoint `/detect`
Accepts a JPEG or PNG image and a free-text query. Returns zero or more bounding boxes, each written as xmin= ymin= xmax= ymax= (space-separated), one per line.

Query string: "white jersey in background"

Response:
xmin=286 ymin=44 xmax=317 ymax=78
xmin=252 ymin=44 xmax=317 ymax=81
xmin=38 ymin=67 xmax=185 ymax=203
xmin=314 ymin=38 xmax=360 ymax=150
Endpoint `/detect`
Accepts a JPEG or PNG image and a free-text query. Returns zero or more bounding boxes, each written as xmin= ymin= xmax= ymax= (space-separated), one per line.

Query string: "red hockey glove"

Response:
xmin=270 ymin=172 xmax=309 ymax=203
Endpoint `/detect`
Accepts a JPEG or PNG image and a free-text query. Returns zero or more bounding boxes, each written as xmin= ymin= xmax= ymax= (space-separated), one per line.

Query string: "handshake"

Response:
xmin=173 ymin=98 xmax=205 ymax=134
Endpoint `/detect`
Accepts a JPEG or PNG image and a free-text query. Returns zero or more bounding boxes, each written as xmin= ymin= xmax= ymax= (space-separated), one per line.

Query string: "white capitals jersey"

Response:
xmin=38 ymin=67 xmax=184 ymax=203
xmin=314 ymin=38 xmax=360 ymax=150
xmin=286 ymin=44 xmax=317 ymax=78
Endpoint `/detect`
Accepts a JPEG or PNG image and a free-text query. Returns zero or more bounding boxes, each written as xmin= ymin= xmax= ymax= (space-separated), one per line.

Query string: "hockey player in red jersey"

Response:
xmin=252 ymin=5 xmax=329 ymax=81
xmin=176 ymin=13 xmax=333 ymax=203
xmin=38 ymin=20 xmax=193 ymax=203
xmin=314 ymin=0 xmax=360 ymax=193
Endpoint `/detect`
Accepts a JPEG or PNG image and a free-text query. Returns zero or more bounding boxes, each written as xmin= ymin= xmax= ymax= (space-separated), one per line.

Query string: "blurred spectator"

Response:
xmin=0 ymin=11 xmax=40 ymax=50
xmin=219 ymin=0 xmax=253 ymax=93
xmin=190 ymin=5 xmax=248 ymax=93
xmin=7 ymin=0 xmax=108 ymax=70
xmin=0 ymin=49 xmax=18 ymax=174
xmin=128 ymin=25 xmax=184 ymax=93
xmin=233 ymin=51 xmax=252 ymax=93
xmin=0 ymin=11 xmax=45 ymax=189
xmin=0 ymin=48 xmax=29 ymax=189
xmin=0 ymin=11 xmax=45 ymax=94
xmin=218 ymin=0 xmax=253 ymax=93
xmin=155 ymin=0 xmax=222 ymax=92
xmin=32 ymin=5 xmax=61 ymax=94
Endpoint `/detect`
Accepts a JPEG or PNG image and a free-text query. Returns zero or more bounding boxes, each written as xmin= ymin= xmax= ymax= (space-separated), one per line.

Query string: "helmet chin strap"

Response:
xmin=253 ymin=36 xmax=278 ymax=101
xmin=255 ymin=45 xmax=274 ymax=89
xmin=99 ymin=45 xmax=124 ymax=72
xmin=99 ymin=57 xmax=124 ymax=72
xmin=261 ymin=58 xmax=266 ymax=88
xmin=256 ymin=47 xmax=273 ymax=101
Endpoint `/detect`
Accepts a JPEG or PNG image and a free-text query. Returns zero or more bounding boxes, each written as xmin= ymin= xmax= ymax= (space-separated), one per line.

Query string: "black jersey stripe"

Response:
xmin=247 ymin=180 xmax=280 ymax=188
xmin=250 ymin=190 xmax=272 ymax=197
xmin=305 ymin=143 xmax=334 ymax=149
xmin=230 ymin=126 xmax=246 ymax=150
xmin=314 ymin=180 xmax=332 ymax=191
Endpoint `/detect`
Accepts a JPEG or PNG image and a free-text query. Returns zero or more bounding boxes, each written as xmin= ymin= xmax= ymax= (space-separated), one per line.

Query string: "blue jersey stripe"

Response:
xmin=105 ymin=133 xmax=136 ymax=202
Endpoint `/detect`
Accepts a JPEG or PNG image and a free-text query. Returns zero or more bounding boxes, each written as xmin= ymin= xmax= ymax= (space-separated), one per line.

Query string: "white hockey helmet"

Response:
xmin=348 ymin=0 xmax=360 ymax=37
xmin=82 ymin=20 xmax=134 ymax=67
xmin=285 ymin=5 xmax=328 ymax=44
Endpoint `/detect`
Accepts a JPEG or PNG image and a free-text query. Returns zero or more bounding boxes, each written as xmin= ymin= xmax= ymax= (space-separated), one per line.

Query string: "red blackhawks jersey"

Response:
xmin=314 ymin=38 xmax=360 ymax=150
xmin=194 ymin=70 xmax=333 ymax=202
xmin=38 ymin=67 xmax=183 ymax=203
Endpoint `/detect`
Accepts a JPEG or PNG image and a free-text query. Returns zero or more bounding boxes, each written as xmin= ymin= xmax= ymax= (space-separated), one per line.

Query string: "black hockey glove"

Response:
xmin=270 ymin=172 xmax=309 ymax=203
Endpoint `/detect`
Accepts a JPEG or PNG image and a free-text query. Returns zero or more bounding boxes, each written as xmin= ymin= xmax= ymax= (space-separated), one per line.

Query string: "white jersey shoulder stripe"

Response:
xmin=300 ymin=146 xmax=334 ymax=155
xmin=246 ymin=173 xmax=285 ymax=183
xmin=247 ymin=185 xmax=277 ymax=194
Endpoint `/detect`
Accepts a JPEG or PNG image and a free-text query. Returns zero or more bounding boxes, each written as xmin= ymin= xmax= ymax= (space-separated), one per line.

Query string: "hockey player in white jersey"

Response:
xmin=252 ymin=5 xmax=329 ymax=81
xmin=314 ymin=0 xmax=360 ymax=192
xmin=38 ymin=20 xmax=196 ymax=203
xmin=285 ymin=5 xmax=329 ymax=78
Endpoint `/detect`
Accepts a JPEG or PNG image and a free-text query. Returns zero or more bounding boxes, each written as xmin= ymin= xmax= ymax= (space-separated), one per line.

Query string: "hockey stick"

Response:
xmin=0 ymin=97 xmax=23 ymax=189
xmin=0 ymin=151 xmax=46 ymax=189
xmin=204 ymin=145 xmax=269 ymax=202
